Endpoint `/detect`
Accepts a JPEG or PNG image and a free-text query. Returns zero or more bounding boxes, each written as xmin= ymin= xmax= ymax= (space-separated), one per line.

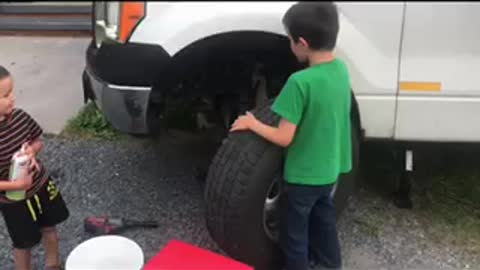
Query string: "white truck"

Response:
xmin=81 ymin=2 xmax=480 ymax=269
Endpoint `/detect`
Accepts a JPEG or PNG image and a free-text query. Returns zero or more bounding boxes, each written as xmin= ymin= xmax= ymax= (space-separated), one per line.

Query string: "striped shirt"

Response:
xmin=0 ymin=109 xmax=49 ymax=203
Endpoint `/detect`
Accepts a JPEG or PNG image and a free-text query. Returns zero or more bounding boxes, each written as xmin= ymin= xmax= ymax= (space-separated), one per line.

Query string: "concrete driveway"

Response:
xmin=0 ymin=35 xmax=90 ymax=134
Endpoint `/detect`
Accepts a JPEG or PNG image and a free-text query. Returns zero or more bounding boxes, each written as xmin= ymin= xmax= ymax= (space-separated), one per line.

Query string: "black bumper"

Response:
xmin=82 ymin=41 xmax=171 ymax=134
xmin=85 ymin=40 xmax=171 ymax=87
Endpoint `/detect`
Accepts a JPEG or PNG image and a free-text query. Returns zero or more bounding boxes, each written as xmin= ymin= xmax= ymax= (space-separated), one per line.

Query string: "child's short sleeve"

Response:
xmin=271 ymin=75 xmax=305 ymax=125
xmin=25 ymin=113 xmax=43 ymax=142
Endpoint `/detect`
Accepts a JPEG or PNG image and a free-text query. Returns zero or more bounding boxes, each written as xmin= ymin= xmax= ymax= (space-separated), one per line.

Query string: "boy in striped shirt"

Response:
xmin=0 ymin=65 xmax=69 ymax=270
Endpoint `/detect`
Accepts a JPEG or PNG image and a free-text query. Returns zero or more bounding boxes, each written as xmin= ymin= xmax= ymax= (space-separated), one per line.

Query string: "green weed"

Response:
xmin=61 ymin=102 xmax=121 ymax=140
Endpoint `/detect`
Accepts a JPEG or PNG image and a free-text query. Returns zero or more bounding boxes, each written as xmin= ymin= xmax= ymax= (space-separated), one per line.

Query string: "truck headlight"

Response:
xmin=94 ymin=1 xmax=145 ymax=45
xmin=106 ymin=2 xmax=120 ymax=31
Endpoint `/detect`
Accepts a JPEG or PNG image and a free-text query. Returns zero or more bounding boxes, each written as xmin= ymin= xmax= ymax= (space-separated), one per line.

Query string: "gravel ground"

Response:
xmin=0 ymin=134 xmax=478 ymax=269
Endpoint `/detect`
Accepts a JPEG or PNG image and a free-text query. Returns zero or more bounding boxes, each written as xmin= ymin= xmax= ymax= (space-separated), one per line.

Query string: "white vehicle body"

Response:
xmin=85 ymin=1 xmax=480 ymax=141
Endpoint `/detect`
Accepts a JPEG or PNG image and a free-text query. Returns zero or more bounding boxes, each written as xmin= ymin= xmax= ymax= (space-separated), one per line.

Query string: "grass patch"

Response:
xmin=61 ymin=102 xmax=121 ymax=140
xmin=360 ymin=143 xmax=480 ymax=256
xmin=416 ymin=160 xmax=480 ymax=256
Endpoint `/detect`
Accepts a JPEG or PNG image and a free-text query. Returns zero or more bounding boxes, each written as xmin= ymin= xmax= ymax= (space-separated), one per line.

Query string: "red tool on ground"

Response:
xmin=84 ymin=216 xmax=159 ymax=235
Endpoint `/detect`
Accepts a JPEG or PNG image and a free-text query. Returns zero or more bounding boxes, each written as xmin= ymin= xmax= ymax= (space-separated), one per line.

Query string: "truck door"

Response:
xmin=396 ymin=2 xmax=480 ymax=142
xmin=336 ymin=2 xmax=405 ymax=139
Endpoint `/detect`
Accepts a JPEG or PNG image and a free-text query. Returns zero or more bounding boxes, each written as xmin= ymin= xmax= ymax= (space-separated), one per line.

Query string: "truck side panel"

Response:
xmin=395 ymin=2 xmax=480 ymax=142
xmin=130 ymin=2 xmax=293 ymax=56
xmin=336 ymin=2 xmax=404 ymax=139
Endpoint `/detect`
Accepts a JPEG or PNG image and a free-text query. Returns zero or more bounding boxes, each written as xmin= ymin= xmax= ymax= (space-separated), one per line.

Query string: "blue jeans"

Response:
xmin=280 ymin=182 xmax=342 ymax=270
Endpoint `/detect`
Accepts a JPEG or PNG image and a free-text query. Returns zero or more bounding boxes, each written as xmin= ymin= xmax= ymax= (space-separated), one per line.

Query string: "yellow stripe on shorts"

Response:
xmin=34 ymin=194 xmax=42 ymax=214
xmin=26 ymin=199 xmax=37 ymax=222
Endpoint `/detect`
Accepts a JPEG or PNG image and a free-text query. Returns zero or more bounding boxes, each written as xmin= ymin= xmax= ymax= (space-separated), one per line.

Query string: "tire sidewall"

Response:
xmin=232 ymin=142 xmax=284 ymax=269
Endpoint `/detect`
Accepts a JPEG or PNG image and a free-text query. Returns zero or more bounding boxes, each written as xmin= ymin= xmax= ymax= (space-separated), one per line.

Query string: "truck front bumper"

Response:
xmin=82 ymin=41 xmax=171 ymax=134
xmin=82 ymin=68 xmax=152 ymax=134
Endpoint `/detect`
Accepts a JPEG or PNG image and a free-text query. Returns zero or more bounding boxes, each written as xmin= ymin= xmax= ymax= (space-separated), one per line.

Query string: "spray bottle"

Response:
xmin=6 ymin=145 xmax=30 ymax=201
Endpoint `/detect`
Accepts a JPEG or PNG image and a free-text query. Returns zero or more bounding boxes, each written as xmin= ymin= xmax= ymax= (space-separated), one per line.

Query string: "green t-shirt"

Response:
xmin=271 ymin=58 xmax=352 ymax=186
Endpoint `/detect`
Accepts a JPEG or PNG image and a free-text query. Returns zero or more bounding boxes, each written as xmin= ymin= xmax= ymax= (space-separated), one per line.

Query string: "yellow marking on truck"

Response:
xmin=399 ymin=81 xmax=441 ymax=92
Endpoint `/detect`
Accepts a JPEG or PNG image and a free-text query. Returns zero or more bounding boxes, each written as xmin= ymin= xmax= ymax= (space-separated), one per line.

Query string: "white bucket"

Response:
xmin=66 ymin=235 xmax=144 ymax=270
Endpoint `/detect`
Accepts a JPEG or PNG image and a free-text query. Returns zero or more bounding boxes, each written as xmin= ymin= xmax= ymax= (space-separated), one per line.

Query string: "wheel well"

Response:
xmin=152 ymin=31 xmax=300 ymax=96
xmin=148 ymin=31 xmax=301 ymax=131
xmin=148 ymin=31 xmax=363 ymax=135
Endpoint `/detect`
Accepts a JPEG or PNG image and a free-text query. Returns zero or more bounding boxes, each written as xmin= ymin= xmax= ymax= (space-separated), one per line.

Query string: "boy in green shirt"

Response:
xmin=230 ymin=2 xmax=351 ymax=270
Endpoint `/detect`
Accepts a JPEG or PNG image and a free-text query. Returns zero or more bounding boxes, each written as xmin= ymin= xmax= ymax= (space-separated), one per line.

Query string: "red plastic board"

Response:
xmin=143 ymin=240 xmax=254 ymax=270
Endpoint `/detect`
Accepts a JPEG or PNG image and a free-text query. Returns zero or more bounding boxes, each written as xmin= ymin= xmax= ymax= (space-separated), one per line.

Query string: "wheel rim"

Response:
xmin=263 ymin=173 xmax=282 ymax=242
xmin=262 ymin=174 xmax=340 ymax=243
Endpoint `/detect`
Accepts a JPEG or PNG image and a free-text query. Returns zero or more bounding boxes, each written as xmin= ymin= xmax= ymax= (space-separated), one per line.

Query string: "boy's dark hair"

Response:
xmin=282 ymin=2 xmax=339 ymax=51
xmin=0 ymin=65 xmax=11 ymax=80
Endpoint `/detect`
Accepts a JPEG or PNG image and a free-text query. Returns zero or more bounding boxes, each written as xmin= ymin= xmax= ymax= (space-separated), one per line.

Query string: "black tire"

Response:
xmin=205 ymin=100 xmax=360 ymax=270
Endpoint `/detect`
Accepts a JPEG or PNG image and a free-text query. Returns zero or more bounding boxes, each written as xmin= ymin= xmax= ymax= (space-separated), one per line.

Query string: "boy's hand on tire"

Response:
xmin=230 ymin=111 xmax=258 ymax=132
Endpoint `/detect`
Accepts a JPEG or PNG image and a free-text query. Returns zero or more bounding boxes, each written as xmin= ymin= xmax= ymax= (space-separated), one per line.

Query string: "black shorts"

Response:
xmin=1 ymin=179 xmax=70 ymax=249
